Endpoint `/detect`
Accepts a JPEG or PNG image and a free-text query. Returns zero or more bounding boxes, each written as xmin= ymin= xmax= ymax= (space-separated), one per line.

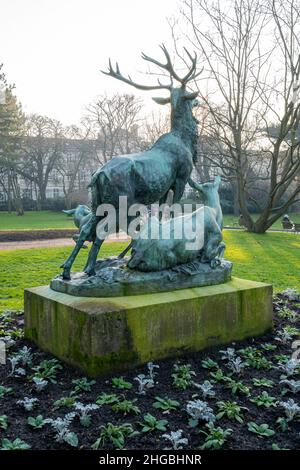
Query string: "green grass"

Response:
xmin=0 ymin=211 xmax=74 ymax=231
xmin=1 ymin=210 xmax=299 ymax=231
xmin=0 ymin=231 xmax=299 ymax=312
xmin=223 ymin=212 xmax=300 ymax=229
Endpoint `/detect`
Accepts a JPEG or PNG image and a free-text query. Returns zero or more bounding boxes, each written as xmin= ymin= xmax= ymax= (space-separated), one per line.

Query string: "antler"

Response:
xmin=181 ymin=47 xmax=203 ymax=83
xmin=141 ymin=44 xmax=183 ymax=84
xmin=142 ymin=44 xmax=202 ymax=86
xmin=102 ymin=45 xmax=202 ymax=91
xmin=101 ymin=58 xmax=171 ymax=91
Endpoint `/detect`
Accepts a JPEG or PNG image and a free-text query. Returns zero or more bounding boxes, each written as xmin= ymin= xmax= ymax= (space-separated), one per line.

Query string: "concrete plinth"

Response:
xmin=24 ymin=278 xmax=273 ymax=377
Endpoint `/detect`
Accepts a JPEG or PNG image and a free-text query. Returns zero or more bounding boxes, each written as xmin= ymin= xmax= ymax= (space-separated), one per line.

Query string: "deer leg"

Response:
xmin=73 ymin=234 xmax=88 ymax=248
xmin=84 ymin=237 xmax=104 ymax=276
xmin=172 ymin=178 xmax=186 ymax=204
xmin=60 ymin=238 xmax=85 ymax=280
xmin=158 ymin=192 xmax=170 ymax=221
xmin=83 ymin=211 xmax=117 ymax=275
xmin=60 ymin=222 xmax=93 ymax=280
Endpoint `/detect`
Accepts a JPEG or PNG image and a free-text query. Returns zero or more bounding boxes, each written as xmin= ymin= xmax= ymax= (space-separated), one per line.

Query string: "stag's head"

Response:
xmin=101 ymin=45 xmax=201 ymax=129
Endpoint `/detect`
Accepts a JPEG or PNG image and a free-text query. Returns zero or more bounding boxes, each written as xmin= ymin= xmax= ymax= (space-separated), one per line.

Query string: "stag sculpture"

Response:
xmin=60 ymin=45 xmax=201 ymax=279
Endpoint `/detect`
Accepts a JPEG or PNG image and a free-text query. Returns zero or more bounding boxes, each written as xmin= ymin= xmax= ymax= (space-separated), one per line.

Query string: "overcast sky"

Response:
xmin=1 ymin=0 xmax=179 ymax=124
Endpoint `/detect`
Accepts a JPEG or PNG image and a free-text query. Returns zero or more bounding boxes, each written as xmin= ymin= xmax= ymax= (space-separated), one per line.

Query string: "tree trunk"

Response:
xmin=236 ymin=173 xmax=256 ymax=231
xmin=38 ymin=185 xmax=47 ymax=210
xmin=11 ymin=173 xmax=24 ymax=216
xmin=7 ymin=171 xmax=12 ymax=213
xmin=230 ymin=180 xmax=240 ymax=216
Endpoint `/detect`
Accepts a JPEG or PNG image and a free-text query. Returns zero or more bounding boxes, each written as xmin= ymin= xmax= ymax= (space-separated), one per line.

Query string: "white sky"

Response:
xmin=1 ymin=0 xmax=179 ymax=125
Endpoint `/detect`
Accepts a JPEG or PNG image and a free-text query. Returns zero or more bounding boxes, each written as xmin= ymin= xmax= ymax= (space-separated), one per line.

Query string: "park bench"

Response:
xmin=281 ymin=220 xmax=300 ymax=233
xmin=282 ymin=220 xmax=294 ymax=230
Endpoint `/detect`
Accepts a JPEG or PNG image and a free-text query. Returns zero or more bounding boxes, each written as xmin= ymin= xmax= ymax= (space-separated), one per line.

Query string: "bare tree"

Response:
xmin=18 ymin=114 xmax=64 ymax=210
xmin=55 ymin=122 xmax=97 ymax=208
xmin=139 ymin=109 xmax=170 ymax=149
xmin=86 ymin=93 xmax=143 ymax=163
xmin=177 ymin=0 xmax=300 ymax=232
xmin=0 ymin=66 xmax=25 ymax=215
xmin=178 ymin=0 xmax=273 ymax=230
xmin=254 ymin=0 xmax=300 ymax=231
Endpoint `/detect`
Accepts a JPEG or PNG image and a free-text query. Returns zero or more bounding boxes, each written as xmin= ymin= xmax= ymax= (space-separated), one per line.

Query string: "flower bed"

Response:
xmin=0 ymin=289 xmax=299 ymax=450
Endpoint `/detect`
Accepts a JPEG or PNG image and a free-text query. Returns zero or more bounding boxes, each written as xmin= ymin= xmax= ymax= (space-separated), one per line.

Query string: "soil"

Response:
xmin=0 ymin=229 xmax=77 ymax=242
xmin=0 ymin=293 xmax=299 ymax=450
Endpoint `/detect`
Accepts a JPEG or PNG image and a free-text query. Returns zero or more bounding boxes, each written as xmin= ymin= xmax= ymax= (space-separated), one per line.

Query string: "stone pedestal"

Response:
xmin=24 ymin=278 xmax=273 ymax=377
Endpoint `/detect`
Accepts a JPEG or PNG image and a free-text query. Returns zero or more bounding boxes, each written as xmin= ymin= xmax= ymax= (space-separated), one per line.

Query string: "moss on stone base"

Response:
xmin=24 ymin=278 xmax=273 ymax=376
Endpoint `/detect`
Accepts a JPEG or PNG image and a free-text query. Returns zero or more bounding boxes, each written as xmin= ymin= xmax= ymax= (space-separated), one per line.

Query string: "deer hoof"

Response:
xmin=210 ymin=258 xmax=221 ymax=269
xmin=84 ymin=267 xmax=96 ymax=277
xmin=60 ymin=265 xmax=71 ymax=280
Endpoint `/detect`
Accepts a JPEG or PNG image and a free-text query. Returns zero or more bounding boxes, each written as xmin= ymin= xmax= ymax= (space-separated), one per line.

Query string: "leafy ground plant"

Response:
xmin=112 ymin=398 xmax=140 ymax=416
xmin=278 ymin=308 xmax=298 ymax=322
xmin=225 ymin=378 xmax=251 ymax=397
xmin=0 ymin=385 xmax=13 ymax=398
xmin=73 ymin=402 xmax=99 ymax=427
xmin=48 ymin=412 xmax=78 ymax=447
xmin=279 ymin=399 xmax=300 ymax=421
xmin=227 ymin=357 xmax=247 ymax=375
xmin=111 ymin=377 xmax=133 ymax=390
xmin=147 ymin=362 xmax=159 ymax=381
xmin=32 ymin=376 xmax=48 ymax=392
xmin=201 ymin=358 xmax=219 ymax=370
xmin=276 ymin=417 xmax=290 ymax=432
xmin=152 ymin=396 xmax=180 ymax=413
xmin=17 ymin=397 xmax=38 ymax=411
xmin=247 ymin=422 xmax=275 ymax=438
xmin=278 ymin=359 xmax=300 ymax=377
xmin=219 ymin=347 xmax=236 ymax=361
xmin=139 ymin=413 xmax=168 ymax=433
xmin=162 ymin=430 xmax=188 ymax=450
xmin=194 ymin=380 xmax=215 ymax=399
xmin=250 ymin=391 xmax=277 ymax=408
xmin=71 ymin=378 xmax=96 ymax=394
xmin=27 ymin=415 xmax=50 ymax=429
xmin=186 ymin=400 xmax=215 ymax=427
xmin=172 ymin=363 xmax=196 ymax=390
xmin=252 ymin=378 xmax=274 ymax=388
xmin=31 ymin=359 xmax=62 ymax=384
xmin=239 ymin=347 xmax=272 ymax=369
xmin=280 ymin=379 xmax=300 ymax=394
xmin=200 ymin=423 xmax=232 ymax=450
xmin=134 ymin=374 xmax=154 ymax=394
xmin=95 ymin=393 xmax=119 ymax=406
xmin=1 ymin=438 xmax=31 ymax=450
xmin=53 ymin=395 xmax=77 ymax=410
xmin=92 ymin=423 xmax=138 ymax=450
xmin=209 ymin=368 xmax=231 ymax=383
xmin=0 ymin=415 xmax=8 ymax=430
xmin=216 ymin=401 xmax=248 ymax=423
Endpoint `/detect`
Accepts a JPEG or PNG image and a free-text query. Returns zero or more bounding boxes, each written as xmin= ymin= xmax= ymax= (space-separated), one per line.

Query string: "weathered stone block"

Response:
xmin=24 ymin=278 xmax=273 ymax=376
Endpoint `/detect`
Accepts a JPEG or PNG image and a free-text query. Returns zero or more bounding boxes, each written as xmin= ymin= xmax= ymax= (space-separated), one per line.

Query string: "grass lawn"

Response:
xmin=1 ymin=210 xmax=300 ymax=231
xmin=0 ymin=210 xmax=74 ymax=230
xmin=0 ymin=231 xmax=299 ymax=312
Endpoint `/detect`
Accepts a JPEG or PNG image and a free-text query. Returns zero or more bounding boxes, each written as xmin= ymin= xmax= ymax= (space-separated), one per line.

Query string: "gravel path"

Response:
xmin=0 ymin=234 xmax=130 ymax=250
xmin=0 ymin=228 xmax=298 ymax=250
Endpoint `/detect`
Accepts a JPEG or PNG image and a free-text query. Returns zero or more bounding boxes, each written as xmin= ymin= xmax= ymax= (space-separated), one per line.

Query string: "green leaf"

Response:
xmin=65 ymin=432 xmax=78 ymax=447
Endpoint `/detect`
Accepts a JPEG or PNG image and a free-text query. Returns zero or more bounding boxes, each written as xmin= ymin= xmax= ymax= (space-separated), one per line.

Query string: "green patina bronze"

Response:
xmin=59 ymin=45 xmax=201 ymax=280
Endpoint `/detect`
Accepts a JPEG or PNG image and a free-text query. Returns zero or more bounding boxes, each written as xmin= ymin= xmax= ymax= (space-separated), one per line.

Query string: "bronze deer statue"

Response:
xmin=60 ymin=45 xmax=201 ymax=279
